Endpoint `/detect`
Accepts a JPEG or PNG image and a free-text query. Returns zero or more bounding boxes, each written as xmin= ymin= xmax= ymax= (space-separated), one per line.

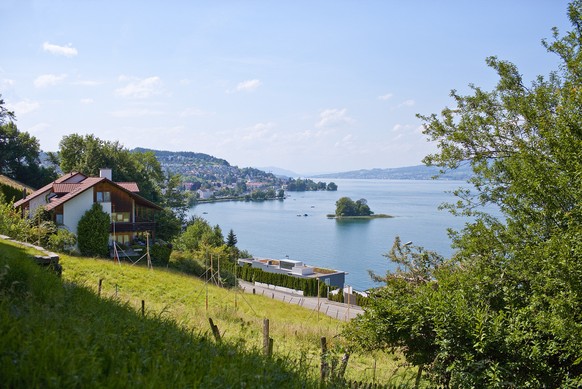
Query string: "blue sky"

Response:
xmin=0 ymin=1 xmax=571 ymax=174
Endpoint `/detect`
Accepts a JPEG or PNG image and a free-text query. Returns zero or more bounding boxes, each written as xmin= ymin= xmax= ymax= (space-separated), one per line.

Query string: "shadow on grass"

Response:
xmin=0 ymin=240 xmax=320 ymax=388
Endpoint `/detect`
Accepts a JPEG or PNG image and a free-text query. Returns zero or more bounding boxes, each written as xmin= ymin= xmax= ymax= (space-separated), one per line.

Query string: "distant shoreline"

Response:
xmin=326 ymin=214 xmax=393 ymax=220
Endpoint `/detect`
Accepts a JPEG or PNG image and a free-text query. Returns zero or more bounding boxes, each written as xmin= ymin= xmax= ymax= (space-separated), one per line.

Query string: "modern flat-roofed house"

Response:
xmin=237 ymin=257 xmax=346 ymax=290
xmin=14 ymin=168 xmax=162 ymax=246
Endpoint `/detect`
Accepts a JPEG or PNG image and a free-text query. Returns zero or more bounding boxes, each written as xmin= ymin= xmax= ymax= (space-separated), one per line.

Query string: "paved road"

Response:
xmin=238 ymin=280 xmax=364 ymax=321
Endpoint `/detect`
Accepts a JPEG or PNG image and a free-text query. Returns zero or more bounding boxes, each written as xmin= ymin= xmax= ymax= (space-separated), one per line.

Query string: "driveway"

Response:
xmin=238 ymin=280 xmax=364 ymax=321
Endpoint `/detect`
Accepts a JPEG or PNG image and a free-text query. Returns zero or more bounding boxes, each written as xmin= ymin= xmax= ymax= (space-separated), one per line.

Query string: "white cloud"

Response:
xmin=378 ymin=93 xmax=393 ymax=100
xmin=8 ymin=99 xmax=40 ymax=115
xmin=42 ymin=42 xmax=78 ymax=57
xmin=115 ymin=76 xmax=163 ymax=98
xmin=316 ymin=108 xmax=354 ymax=128
xmin=230 ymin=79 xmax=262 ymax=93
xmin=34 ymin=74 xmax=67 ymax=88
xmin=80 ymin=98 xmax=94 ymax=104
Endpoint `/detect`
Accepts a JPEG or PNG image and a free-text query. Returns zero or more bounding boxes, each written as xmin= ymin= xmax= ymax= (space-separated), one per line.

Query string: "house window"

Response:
xmin=55 ymin=214 xmax=63 ymax=225
xmin=96 ymin=191 xmax=111 ymax=203
xmin=112 ymin=212 xmax=130 ymax=222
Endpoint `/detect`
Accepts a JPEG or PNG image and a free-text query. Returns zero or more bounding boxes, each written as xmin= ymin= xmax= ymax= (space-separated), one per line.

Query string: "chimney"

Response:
xmin=99 ymin=168 xmax=112 ymax=180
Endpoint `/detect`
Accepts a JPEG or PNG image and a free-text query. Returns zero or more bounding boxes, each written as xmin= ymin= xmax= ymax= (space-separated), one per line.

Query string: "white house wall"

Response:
xmin=63 ymin=189 xmax=94 ymax=236
xmin=28 ymin=190 xmax=51 ymax=217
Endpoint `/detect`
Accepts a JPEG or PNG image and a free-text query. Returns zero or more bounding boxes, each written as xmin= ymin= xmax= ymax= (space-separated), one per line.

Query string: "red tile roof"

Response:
xmin=45 ymin=177 xmax=105 ymax=211
xmin=116 ymin=182 xmax=140 ymax=193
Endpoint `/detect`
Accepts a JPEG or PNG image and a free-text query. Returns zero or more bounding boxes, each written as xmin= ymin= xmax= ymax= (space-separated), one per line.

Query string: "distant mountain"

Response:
xmin=310 ymin=164 xmax=473 ymax=180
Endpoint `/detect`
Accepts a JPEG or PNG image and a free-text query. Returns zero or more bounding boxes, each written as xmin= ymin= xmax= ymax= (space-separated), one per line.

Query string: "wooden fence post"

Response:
xmin=320 ymin=336 xmax=328 ymax=381
xmin=263 ymin=318 xmax=271 ymax=356
xmin=98 ymin=278 xmax=103 ymax=297
xmin=338 ymin=353 xmax=350 ymax=379
xmin=208 ymin=318 xmax=222 ymax=342
xmin=141 ymin=300 xmax=145 ymax=317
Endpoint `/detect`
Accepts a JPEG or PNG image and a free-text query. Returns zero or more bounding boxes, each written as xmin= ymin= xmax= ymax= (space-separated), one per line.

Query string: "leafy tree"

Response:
xmin=347 ymin=3 xmax=582 ymax=387
xmin=0 ymin=104 xmax=56 ymax=188
xmin=335 ymin=197 xmax=357 ymax=216
xmin=77 ymin=203 xmax=110 ymax=257
xmin=326 ymin=182 xmax=338 ymax=191
xmin=335 ymin=197 xmax=372 ymax=216
xmin=154 ymin=207 xmax=182 ymax=242
xmin=355 ymin=198 xmax=372 ymax=216
xmin=172 ymin=216 xmax=223 ymax=252
xmin=161 ymin=172 xmax=189 ymax=222
xmin=58 ymin=134 xmax=165 ymax=202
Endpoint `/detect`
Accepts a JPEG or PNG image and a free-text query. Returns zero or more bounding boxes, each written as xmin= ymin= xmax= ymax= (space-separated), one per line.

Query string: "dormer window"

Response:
xmin=96 ymin=191 xmax=111 ymax=203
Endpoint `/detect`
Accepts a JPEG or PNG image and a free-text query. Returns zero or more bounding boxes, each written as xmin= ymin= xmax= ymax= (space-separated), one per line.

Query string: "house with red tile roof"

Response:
xmin=14 ymin=168 xmax=162 ymax=246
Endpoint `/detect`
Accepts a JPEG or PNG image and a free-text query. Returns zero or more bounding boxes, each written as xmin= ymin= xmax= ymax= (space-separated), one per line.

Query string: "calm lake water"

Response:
xmin=187 ymin=179 xmax=474 ymax=290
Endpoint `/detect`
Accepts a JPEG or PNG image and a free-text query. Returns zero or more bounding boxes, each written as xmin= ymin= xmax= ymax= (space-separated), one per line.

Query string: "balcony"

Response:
xmin=110 ymin=222 xmax=156 ymax=233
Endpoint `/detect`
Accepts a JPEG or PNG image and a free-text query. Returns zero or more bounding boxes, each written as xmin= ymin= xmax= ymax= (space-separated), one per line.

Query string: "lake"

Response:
xmin=187 ymin=179 xmax=474 ymax=290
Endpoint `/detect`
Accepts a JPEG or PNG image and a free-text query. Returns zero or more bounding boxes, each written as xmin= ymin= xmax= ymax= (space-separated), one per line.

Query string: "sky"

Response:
xmin=0 ymin=1 xmax=572 ymax=175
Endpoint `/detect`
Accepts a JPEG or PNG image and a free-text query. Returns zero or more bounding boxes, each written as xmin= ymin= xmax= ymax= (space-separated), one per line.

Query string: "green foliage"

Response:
xmin=168 ymin=250 xmax=206 ymax=276
xmin=77 ymin=203 xmax=110 ymax=257
xmin=160 ymin=172 xmax=189 ymax=222
xmin=286 ymin=178 xmax=334 ymax=191
xmin=150 ymin=241 xmax=172 ymax=266
xmin=173 ymin=216 xmax=224 ymax=252
xmin=0 ymin=116 xmax=56 ymax=188
xmin=350 ymin=3 xmax=582 ymax=386
xmin=226 ymin=229 xmax=238 ymax=247
xmin=59 ymin=134 xmax=165 ymax=203
xmin=47 ymin=228 xmax=77 ymax=254
xmin=0 ymin=196 xmax=30 ymax=240
xmin=154 ymin=207 xmax=182 ymax=242
xmin=26 ymin=208 xmax=57 ymax=248
xmin=335 ymin=197 xmax=373 ymax=217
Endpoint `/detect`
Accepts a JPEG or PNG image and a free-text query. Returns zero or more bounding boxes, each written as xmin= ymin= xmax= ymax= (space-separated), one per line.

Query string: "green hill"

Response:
xmin=0 ymin=238 xmax=416 ymax=387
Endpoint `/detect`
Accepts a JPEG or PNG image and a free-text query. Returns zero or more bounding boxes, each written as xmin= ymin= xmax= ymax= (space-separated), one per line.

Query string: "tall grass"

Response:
xmin=0 ymin=239 xmax=417 ymax=387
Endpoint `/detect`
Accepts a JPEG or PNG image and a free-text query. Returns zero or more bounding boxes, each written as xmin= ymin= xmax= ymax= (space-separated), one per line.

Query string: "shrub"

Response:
xmin=47 ymin=228 xmax=77 ymax=254
xmin=150 ymin=241 xmax=172 ymax=267
xmin=77 ymin=203 xmax=110 ymax=257
xmin=168 ymin=251 xmax=205 ymax=277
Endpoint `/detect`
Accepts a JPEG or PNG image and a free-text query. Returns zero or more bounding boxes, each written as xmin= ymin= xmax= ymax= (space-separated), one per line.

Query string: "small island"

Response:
xmin=326 ymin=197 xmax=393 ymax=219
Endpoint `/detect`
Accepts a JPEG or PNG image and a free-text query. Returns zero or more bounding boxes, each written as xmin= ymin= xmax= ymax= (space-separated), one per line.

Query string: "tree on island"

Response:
xmin=335 ymin=197 xmax=372 ymax=217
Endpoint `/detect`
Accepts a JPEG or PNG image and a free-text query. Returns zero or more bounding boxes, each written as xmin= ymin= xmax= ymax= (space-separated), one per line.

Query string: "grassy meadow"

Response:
xmin=0 ymin=238 xmax=417 ymax=387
